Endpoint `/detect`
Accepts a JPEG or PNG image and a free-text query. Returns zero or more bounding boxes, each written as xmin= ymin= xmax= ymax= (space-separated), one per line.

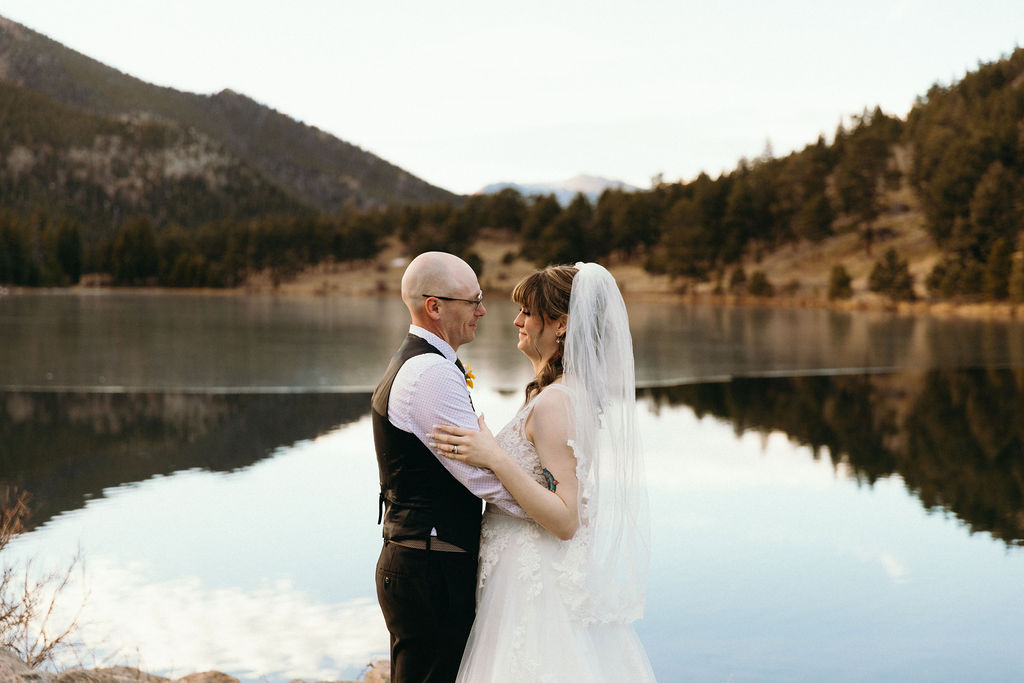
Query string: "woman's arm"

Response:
xmin=429 ymin=389 xmax=579 ymax=540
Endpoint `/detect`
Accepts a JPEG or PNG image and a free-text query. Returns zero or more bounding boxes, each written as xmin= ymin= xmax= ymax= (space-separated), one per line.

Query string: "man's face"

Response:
xmin=436 ymin=284 xmax=486 ymax=350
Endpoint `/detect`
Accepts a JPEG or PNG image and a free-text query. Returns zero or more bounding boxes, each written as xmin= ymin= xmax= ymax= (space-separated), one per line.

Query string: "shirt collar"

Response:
xmin=409 ymin=325 xmax=458 ymax=364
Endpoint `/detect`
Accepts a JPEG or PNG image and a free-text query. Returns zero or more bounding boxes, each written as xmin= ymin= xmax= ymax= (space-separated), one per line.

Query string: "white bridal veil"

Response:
xmin=562 ymin=262 xmax=650 ymax=624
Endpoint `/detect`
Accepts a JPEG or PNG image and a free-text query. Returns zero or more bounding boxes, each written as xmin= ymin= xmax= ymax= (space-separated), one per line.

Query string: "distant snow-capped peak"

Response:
xmin=477 ymin=174 xmax=639 ymax=205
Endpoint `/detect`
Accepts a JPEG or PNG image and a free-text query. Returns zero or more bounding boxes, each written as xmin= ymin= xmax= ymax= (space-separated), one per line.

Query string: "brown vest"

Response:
xmin=371 ymin=334 xmax=482 ymax=553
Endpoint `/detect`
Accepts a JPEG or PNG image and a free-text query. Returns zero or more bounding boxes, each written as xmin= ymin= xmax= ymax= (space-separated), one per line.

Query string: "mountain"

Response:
xmin=0 ymin=15 xmax=457 ymax=232
xmin=478 ymin=174 xmax=640 ymax=205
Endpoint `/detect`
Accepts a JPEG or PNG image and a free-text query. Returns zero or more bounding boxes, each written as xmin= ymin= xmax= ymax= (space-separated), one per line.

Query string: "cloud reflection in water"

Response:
xmin=66 ymin=558 xmax=387 ymax=681
xmin=10 ymin=418 xmax=389 ymax=681
xmin=5 ymin=383 xmax=1024 ymax=682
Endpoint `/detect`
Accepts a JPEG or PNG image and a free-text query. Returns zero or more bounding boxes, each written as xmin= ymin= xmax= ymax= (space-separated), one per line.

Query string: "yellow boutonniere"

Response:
xmin=465 ymin=365 xmax=476 ymax=389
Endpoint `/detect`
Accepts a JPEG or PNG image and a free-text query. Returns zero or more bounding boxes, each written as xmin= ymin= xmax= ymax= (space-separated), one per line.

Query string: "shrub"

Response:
xmin=868 ymin=248 xmax=916 ymax=301
xmin=828 ymin=264 xmax=853 ymax=300
xmin=926 ymin=259 xmax=950 ymax=297
xmin=728 ymin=268 xmax=747 ymax=293
xmin=983 ymin=237 xmax=1012 ymax=300
xmin=959 ymin=260 xmax=985 ymax=297
xmin=463 ymin=251 xmax=484 ymax=276
xmin=747 ymin=270 xmax=774 ymax=297
xmin=1010 ymin=253 xmax=1024 ymax=303
xmin=1 ymin=487 xmax=84 ymax=667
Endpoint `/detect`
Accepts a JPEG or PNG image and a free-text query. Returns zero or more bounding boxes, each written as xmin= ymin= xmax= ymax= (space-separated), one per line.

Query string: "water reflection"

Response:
xmin=0 ymin=390 xmax=370 ymax=529
xmin=4 ymin=417 xmax=391 ymax=682
xmin=5 ymin=293 xmax=1024 ymax=390
xmin=6 ymin=366 xmax=1022 ymax=548
xmin=2 ymin=380 xmax=1024 ymax=681
xmin=642 ymin=367 xmax=1024 ymax=546
xmin=5 ymin=293 xmax=1024 ymax=680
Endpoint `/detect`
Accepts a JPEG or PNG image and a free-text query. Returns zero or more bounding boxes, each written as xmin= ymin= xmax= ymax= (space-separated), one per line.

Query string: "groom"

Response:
xmin=371 ymin=251 xmax=526 ymax=683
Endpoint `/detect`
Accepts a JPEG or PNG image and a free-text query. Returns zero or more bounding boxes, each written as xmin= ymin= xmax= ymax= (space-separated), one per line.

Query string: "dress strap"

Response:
xmin=521 ymin=382 xmax=573 ymax=429
xmin=541 ymin=383 xmax=572 ymax=397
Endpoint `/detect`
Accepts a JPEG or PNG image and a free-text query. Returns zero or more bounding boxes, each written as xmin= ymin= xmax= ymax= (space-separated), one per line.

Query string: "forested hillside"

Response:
xmin=1 ymin=13 xmax=1023 ymax=304
xmin=0 ymin=17 xmax=455 ymax=213
xmin=391 ymin=47 xmax=1024 ymax=305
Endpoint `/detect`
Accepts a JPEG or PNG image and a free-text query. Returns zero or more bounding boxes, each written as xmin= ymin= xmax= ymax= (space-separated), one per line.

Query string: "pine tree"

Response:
xmin=748 ymin=270 xmax=774 ymax=297
xmin=828 ymin=264 xmax=853 ymax=300
xmin=868 ymin=248 xmax=916 ymax=301
xmin=983 ymin=237 xmax=1012 ymax=300
xmin=111 ymin=216 xmax=159 ymax=285
xmin=728 ymin=267 xmax=747 ymax=294
xmin=1009 ymin=247 xmax=1024 ymax=303
xmin=520 ymin=195 xmax=562 ymax=262
xmin=55 ymin=219 xmax=83 ymax=284
xmin=536 ymin=193 xmax=595 ymax=264
xmin=969 ymin=162 xmax=1021 ymax=258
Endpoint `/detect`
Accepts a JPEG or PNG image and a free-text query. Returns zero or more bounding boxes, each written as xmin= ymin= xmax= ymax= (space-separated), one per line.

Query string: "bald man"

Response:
xmin=371 ymin=252 xmax=526 ymax=683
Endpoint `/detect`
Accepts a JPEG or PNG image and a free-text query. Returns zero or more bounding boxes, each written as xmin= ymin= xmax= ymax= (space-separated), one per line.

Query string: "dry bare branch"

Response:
xmin=0 ymin=486 xmax=87 ymax=668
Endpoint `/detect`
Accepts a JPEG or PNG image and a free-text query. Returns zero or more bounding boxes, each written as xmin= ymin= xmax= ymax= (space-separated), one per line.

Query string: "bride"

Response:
xmin=429 ymin=262 xmax=657 ymax=682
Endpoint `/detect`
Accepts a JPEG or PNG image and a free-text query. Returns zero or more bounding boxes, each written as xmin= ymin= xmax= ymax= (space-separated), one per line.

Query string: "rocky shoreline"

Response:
xmin=0 ymin=649 xmax=389 ymax=683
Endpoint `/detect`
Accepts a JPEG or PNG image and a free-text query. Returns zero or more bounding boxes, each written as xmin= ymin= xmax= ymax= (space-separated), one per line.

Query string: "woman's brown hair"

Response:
xmin=512 ymin=264 xmax=578 ymax=402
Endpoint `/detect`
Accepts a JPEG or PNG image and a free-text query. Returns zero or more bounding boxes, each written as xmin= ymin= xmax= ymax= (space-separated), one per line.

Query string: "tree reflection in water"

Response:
xmin=5 ymin=371 xmax=1023 ymax=548
xmin=0 ymin=390 xmax=371 ymax=530
xmin=640 ymin=368 xmax=1024 ymax=547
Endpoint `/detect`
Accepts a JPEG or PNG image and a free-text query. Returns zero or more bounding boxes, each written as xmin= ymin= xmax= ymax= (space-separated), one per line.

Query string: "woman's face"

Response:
xmin=514 ymin=305 xmax=564 ymax=364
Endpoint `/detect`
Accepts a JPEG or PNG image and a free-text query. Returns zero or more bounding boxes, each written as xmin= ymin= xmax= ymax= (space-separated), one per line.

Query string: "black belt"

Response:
xmin=388 ymin=537 xmax=468 ymax=553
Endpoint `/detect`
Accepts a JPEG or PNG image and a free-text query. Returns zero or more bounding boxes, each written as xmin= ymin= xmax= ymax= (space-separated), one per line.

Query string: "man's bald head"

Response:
xmin=401 ymin=252 xmax=478 ymax=311
xmin=400 ymin=252 xmax=485 ymax=350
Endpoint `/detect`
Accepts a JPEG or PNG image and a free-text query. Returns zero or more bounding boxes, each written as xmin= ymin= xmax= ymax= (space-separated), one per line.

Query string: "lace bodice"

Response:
xmin=493 ymin=394 xmax=550 ymax=489
xmin=476 ymin=395 xmax=545 ymax=597
xmin=477 ymin=384 xmax=589 ymax=602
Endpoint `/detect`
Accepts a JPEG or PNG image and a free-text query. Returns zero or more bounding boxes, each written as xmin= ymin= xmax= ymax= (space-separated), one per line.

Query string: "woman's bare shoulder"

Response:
xmin=534 ymin=382 xmax=574 ymax=409
xmin=527 ymin=383 xmax=574 ymax=439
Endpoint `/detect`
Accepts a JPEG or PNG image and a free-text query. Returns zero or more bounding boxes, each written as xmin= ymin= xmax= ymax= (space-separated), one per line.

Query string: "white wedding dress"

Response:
xmin=455 ymin=384 xmax=657 ymax=682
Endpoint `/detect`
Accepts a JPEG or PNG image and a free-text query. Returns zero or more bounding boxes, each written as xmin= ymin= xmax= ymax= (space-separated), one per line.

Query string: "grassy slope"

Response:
xmin=251 ymin=179 xmax=1020 ymax=319
xmin=246 ymin=177 xmax=932 ymax=296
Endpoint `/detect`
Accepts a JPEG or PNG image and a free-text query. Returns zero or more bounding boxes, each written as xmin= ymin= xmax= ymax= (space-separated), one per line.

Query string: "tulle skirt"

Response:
xmin=456 ymin=513 xmax=657 ymax=683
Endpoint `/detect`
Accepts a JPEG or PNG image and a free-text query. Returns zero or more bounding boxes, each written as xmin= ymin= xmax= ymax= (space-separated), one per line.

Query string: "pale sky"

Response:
xmin=1 ymin=0 xmax=1022 ymax=195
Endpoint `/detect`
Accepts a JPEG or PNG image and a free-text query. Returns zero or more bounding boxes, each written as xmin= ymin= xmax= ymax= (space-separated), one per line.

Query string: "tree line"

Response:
xmin=0 ymin=209 xmax=386 ymax=287
xmin=3 ymin=48 xmax=1024 ymax=300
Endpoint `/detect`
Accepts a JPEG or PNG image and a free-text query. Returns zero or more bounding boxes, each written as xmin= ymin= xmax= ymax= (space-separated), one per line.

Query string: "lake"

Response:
xmin=1 ymin=291 xmax=1023 ymax=681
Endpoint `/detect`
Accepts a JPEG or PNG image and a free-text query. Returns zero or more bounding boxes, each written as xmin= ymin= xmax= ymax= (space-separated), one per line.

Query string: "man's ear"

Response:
xmin=423 ymin=297 xmax=442 ymax=320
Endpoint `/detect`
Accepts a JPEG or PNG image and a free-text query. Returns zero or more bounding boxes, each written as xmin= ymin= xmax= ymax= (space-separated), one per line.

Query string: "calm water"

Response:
xmin=1 ymin=292 xmax=1023 ymax=681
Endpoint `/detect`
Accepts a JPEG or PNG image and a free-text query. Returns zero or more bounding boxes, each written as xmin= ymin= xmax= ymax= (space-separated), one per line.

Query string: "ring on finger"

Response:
xmin=452 ymin=445 xmax=458 ymax=455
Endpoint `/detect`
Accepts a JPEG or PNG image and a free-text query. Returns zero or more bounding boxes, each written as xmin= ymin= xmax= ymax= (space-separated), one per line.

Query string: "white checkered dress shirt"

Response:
xmin=387 ymin=325 xmax=527 ymax=519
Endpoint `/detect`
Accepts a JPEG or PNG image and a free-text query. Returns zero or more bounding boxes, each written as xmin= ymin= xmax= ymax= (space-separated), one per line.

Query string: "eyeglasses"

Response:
xmin=422 ymin=293 xmax=484 ymax=312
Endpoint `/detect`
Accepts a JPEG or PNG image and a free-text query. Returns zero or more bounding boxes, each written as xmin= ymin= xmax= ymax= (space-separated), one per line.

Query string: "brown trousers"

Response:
xmin=375 ymin=540 xmax=478 ymax=683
